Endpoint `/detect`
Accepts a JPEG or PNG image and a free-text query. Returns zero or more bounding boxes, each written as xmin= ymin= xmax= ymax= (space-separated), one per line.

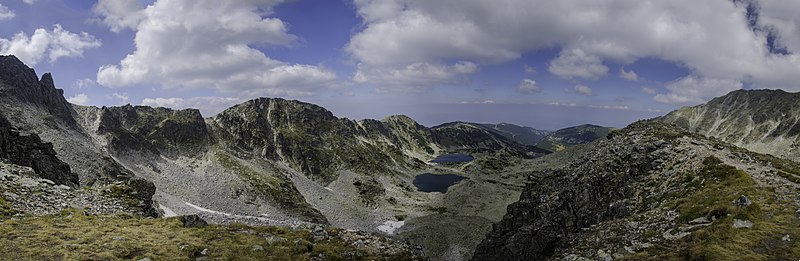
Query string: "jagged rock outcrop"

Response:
xmin=0 ymin=56 xmax=74 ymax=125
xmin=97 ymin=105 xmax=211 ymax=155
xmin=0 ymin=113 xmax=77 ymax=186
xmin=660 ymin=89 xmax=800 ymax=159
xmin=473 ymin=120 xmax=800 ymax=260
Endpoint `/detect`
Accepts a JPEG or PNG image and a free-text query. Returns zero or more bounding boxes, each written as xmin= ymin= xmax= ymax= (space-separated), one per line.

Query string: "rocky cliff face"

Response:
xmin=97 ymin=105 xmax=211 ymax=156
xmin=0 ymin=113 xmax=77 ymax=186
xmin=0 ymin=56 xmax=75 ymax=125
xmin=660 ymin=89 xmax=800 ymax=159
xmin=474 ymin=120 xmax=800 ymax=260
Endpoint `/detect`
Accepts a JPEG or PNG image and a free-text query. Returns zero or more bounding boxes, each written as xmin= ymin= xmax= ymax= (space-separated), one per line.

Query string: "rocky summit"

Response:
xmin=3 ymin=53 xmax=800 ymax=260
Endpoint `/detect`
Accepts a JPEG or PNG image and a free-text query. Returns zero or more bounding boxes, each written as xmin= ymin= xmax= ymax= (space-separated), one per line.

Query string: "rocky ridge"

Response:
xmin=660 ymin=89 xmax=800 ymax=160
xmin=474 ymin=120 xmax=800 ymax=260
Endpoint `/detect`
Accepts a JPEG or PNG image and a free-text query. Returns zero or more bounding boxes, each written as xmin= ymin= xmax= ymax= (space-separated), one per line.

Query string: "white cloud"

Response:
xmin=518 ymin=79 xmax=541 ymax=94
xmin=0 ymin=24 xmax=101 ymax=66
xmin=73 ymin=78 xmax=96 ymax=89
xmin=524 ymin=65 xmax=536 ymax=74
xmin=67 ymin=94 xmax=90 ymax=105
xmin=141 ymin=96 xmax=242 ymax=116
xmin=640 ymin=86 xmax=656 ymax=94
xmin=571 ymin=84 xmax=595 ymax=96
xmin=22 ymin=0 xmax=36 ymax=4
xmin=348 ymin=0 xmax=800 ymax=94
xmin=619 ymin=68 xmax=639 ymax=81
xmin=95 ymin=0 xmax=336 ymax=97
xmin=92 ymin=0 xmax=145 ymax=33
xmin=111 ymin=93 xmax=129 ymax=104
xmin=548 ymin=49 xmax=609 ymax=80
xmin=353 ymin=61 xmax=476 ymax=91
xmin=654 ymin=76 xmax=743 ymax=104
xmin=0 ymin=4 xmax=15 ymax=20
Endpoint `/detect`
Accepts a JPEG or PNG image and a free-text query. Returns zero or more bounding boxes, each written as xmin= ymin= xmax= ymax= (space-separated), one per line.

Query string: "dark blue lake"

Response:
xmin=413 ymin=173 xmax=469 ymax=193
xmin=430 ymin=153 xmax=474 ymax=163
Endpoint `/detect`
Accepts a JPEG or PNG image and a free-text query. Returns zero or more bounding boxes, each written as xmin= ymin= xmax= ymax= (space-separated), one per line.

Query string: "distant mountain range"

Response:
xmin=9 ymin=54 xmax=798 ymax=260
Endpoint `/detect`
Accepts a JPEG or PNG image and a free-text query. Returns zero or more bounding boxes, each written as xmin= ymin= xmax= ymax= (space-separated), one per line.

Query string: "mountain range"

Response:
xmin=2 ymin=54 xmax=800 ymax=260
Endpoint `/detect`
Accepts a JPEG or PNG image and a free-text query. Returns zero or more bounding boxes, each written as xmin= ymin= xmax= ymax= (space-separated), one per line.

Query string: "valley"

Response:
xmin=3 ymin=53 xmax=800 ymax=260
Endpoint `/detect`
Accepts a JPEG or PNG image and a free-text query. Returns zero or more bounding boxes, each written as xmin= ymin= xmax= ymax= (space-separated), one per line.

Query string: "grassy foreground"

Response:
xmin=627 ymin=156 xmax=800 ymax=260
xmin=0 ymin=209 xmax=409 ymax=260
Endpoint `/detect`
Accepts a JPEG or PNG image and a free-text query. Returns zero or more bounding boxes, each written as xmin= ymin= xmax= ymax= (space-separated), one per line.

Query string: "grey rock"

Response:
xmin=689 ymin=217 xmax=711 ymax=224
xmin=733 ymin=195 xmax=752 ymax=208
xmin=179 ymin=215 xmax=208 ymax=228
xmin=732 ymin=219 xmax=753 ymax=229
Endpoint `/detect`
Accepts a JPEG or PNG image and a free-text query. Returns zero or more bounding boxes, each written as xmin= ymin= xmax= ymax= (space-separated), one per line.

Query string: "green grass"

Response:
xmin=0 ymin=209 xmax=409 ymax=260
xmin=627 ymin=156 xmax=800 ymax=260
xmin=0 ymin=196 xmax=15 ymax=219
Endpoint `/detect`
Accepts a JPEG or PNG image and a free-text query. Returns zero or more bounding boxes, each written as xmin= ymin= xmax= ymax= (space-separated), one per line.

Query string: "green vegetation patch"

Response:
xmin=630 ymin=156 xmax=800 ymax=260
xmin=0 ymin=209 xmax=403 ymax=260
xmin=674 ymin=156 xmax=759 ymax=223
xmin=0 ymin=196 xmax=15 ymax=219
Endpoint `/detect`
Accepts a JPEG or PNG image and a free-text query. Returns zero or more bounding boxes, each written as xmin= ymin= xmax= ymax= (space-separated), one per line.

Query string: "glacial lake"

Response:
xmin=413 ymin=173 xmax=469 ymax=193
xmin=430 ymin=153 xmax=474 ymax=163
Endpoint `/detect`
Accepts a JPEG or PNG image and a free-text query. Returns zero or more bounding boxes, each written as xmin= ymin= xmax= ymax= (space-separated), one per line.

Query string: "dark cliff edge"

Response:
xmin=0 ymin=113 xmax=78 ymax=186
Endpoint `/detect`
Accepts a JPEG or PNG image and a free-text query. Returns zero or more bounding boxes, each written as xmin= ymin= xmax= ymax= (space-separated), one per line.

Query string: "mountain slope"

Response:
xmin=660 ymin=89 xmax=800 ymax=159
xmin=473 ymin=122 xmax=550 ymax=146
xmin=431 ymin=121 xmax=551 ymax=157
xmin=474 ymin=120 xmax=800 ymax=260
xmin=536 ymin=124 xmax=612 ymax=151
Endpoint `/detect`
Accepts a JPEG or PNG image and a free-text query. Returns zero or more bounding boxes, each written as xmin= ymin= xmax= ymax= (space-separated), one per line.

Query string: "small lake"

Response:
xmin=413 ymin=173 xmax=469 ymax=193
xmin=430 ymin=153 xmax=474 ymax=163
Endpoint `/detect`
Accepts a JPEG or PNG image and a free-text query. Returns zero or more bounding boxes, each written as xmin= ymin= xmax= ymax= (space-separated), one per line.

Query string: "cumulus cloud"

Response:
xmin=654 ymin=76 xmax=743 ymax=104
xmin=141 ymin=96 xmax=243 ymax=116
xmin=518 ymin=79 xmax=542 ymax=94
xmin=67 ymin=94 xmax=90 ymax=105
xmin=548 ymin=49 xmax=609 ymax=80
xmin=571 ymin=84 xmax=595 ymax=96
xmin=94 ymin=0 xmax=336 ymax=97
xmin=353 ymin=61 xmax=476 ymax=91
xmin=348 ymin=0 xmax=800 ymax=99
xmin=92 ymin=0 xmax=145 ymax=32
xmin=619 ymin=68 xmax=639 ymax=81
xmin=0 ymin=4 xmax=14 ymax=20
xmin=111 ymin=93 xmax=129 ymax=104
xmin=73 ymin=78 xmax=96 ymax=89
xmin=0 ymin=24 xmax=101 ymax=66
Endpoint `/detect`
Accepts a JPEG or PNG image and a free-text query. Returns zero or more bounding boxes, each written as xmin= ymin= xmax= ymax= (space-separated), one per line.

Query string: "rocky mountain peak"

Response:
xmin=660 ymin=89 xmax=800 ymax=159
xmin=0 ymin=55 xmax=39 ymax=88
xmin=0 ymin=55 xmax=75 ymax=125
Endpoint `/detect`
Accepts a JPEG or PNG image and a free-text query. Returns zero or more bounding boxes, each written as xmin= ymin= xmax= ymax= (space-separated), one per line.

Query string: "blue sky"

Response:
xmin=1 ymin=0 xmax=799 ymax=130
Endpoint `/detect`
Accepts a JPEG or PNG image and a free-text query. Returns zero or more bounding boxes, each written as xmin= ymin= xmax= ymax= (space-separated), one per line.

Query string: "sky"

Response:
xmin=1 ymin=0 xmax=799 ymax=130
